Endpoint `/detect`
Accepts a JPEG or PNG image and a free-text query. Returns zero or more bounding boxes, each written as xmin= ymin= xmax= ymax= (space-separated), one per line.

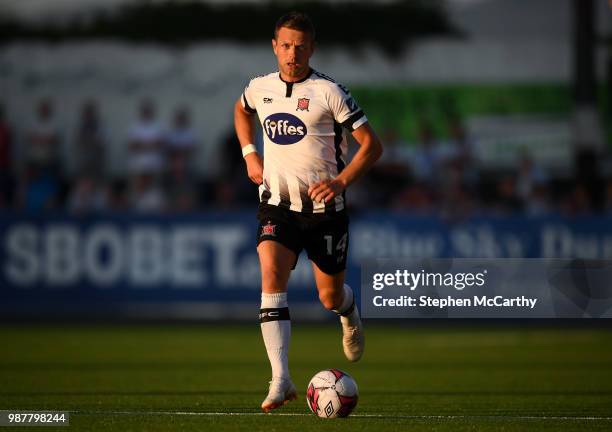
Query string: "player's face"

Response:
xmin=272 ymin=27 xmax=314 ymax=82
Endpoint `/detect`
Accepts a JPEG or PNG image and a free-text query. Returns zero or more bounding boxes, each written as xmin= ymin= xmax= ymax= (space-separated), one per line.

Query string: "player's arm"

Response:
xmin=309 ymin=122 xmax=382 ymax=204
xmin=234 ymin=98 xmax=263 ymax=185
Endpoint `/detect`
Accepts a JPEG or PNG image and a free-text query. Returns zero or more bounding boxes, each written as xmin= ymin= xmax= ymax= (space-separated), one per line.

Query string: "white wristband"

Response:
xmin=241 ymin=144 xmax=258 ymax=158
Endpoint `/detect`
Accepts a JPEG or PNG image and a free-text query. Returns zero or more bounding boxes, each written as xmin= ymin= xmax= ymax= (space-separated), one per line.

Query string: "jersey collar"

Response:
xmin=278 ymin=68 xmax=314 ymax=97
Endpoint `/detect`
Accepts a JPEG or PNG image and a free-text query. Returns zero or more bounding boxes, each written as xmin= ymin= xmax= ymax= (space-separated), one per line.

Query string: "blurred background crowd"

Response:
xmin=2 ymin=97 xmax=611 ymax=218
xmin=0 ymin=97 xmax=253 ymax=214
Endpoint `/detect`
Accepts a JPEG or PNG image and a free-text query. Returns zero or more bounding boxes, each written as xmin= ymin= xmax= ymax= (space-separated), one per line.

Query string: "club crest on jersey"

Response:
xmin=261 ymin=221 xmax=277 ymax=237
xmin=297 ymin=98 xmax=310 ymax=111
xmin=263 ymin=113 xmax=307 ymax=145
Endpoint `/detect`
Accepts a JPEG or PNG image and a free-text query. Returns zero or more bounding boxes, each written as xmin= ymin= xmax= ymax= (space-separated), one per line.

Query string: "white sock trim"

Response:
xmin=333 ymin=284 xmax=354 ymax=316
xmin=261 ymin=292 xmax=288 ymax=308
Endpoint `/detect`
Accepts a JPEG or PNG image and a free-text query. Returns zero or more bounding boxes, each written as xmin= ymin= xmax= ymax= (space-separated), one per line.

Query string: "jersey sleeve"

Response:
xmin=241 ymin=80 xmax=257 ymax=114
xmin=328 ymin=83 xmax=368 ymax=131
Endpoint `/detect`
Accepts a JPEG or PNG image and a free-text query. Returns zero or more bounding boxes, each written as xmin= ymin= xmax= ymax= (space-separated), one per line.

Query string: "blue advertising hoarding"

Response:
xmin=1 ymin=212 xmax=611 ymax=320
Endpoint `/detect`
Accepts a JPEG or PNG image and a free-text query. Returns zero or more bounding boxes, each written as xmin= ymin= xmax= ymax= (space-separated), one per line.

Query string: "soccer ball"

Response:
xmin=306 ymin=369 xmax=358 ymax=418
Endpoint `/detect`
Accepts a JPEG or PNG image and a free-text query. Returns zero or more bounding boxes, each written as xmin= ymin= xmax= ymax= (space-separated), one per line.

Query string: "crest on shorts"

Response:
xmin=261 ymin=221 xmax=277 ymax=237
xmin=296 ymin=98 xmax=310 ymax=111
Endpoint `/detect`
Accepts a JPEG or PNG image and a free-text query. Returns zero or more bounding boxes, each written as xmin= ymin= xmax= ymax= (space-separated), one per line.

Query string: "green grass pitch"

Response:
xmin=1 ymin=323 xmax=611 ymax=431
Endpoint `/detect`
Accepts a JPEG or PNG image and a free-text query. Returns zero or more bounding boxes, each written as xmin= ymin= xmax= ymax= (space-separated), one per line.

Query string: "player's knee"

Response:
xmin=261 ymin=266 xmax=289 ymax=291
xmin=318 ymin=291 xmax=340 ymax=310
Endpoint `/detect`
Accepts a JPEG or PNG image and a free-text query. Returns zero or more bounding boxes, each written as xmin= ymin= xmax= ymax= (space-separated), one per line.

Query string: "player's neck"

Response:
xmin=279 ymin=68 xmax=312 ymax=83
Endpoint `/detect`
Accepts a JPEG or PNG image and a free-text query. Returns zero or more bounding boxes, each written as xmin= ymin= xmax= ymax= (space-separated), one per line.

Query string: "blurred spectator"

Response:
xmin=165 ymin=107 xmax=196 ymax=173
xmin=214 ymin=128 xmax=258 ymax=208
xmin=410 ymin=121 xmax=440 ymax=185
xmin=574 ymin=149 xmax=604 ymax=212
xmin=67 ymin=176 xmax=108 ymax=214
xmin=17 ymin=165 xmax=60 ymax=211
xmin=493 ymin=174 xmax=523 ymax=214
xmin=26 ymin=99 xmax=61 ymax=174
xmin=0 ymin=105 xmax=13 ymax=208
xmin=444 ymin=118 xmax=472 ymax=160
xmin=127 ymin=100 xmax=165 ymax=177
xmin=525 ymin=183 xmax=552 ymax=216
xmin=430 ymin=119 xmax=479 ymax=218
xmin=127 ymin=100 xmax=166 ymax=213
xmin=516 ymin=152 xmax=548 ymax=204
xmin=443 ymin=117 xmax=478 ymax=187
xmin=130 ymin=173 xmax=166 ymax=213
xmin=106 ymin=179 xmax=129 ymax=212
xmin=164 ymin=107 xmax=198 ymax=212
xmin=370 ymin=127 xmax=412 ymax=206
xmin=376 ymin=128 xmax=412 ymax=174
xmin=392 ymin=182 xmax=435 ymax=213
xmin=561 ymin=183 xmax=593 ymax=216
xmin=74 ymin=100 xmax=106 ymax=180
xmin=438 ymin=159 xmax=476 ymax=220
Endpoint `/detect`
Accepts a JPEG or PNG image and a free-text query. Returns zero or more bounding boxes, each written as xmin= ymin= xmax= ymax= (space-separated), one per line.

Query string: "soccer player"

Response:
xmin=234 ymin=11 xmax=382 ymax=413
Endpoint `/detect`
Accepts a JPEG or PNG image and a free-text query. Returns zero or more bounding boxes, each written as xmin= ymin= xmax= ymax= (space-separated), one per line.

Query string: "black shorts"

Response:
xmin=256 ymin=203 xmax=349 ymax=275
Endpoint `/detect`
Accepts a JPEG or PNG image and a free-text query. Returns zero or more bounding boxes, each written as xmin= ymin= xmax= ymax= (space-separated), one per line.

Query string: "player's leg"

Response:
xmin=304 ymin=212 xmax=364 ymax=362
xmin=257 ymin=239 xmax=298 ymax=412
xmin=311 ymin=266 xmax=345 ymax=310
xmin=311 ymin=263 xmax=364 ymax=362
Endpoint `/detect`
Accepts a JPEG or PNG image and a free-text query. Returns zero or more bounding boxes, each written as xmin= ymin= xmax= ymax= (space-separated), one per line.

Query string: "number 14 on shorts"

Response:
xmin=324 ymin=233 xmax=347 ymax=260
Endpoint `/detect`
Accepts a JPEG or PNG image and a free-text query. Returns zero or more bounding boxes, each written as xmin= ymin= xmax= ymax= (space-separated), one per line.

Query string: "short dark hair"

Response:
xmin=274 ymin=12 xmax=316 ymax=41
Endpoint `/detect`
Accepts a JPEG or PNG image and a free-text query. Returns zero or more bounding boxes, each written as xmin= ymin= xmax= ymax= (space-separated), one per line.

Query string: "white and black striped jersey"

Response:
xmin=241 ymin=69 xmax=367 ymax=213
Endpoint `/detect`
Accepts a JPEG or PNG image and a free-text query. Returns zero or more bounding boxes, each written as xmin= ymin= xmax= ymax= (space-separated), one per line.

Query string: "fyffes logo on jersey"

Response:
xmin=263 ymin=113 xmax=307 ymax=145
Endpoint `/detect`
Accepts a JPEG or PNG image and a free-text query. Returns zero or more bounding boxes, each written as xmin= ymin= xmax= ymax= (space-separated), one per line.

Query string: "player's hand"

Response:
xmin=245 ymin=153 xmax=263 ymax=185
xmin=308 ymin=179 xmax=345 ymax=204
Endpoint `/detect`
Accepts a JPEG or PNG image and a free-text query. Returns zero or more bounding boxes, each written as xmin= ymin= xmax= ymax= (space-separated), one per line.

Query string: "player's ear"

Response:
xmin=272 ymin=38 xmax=278 ymax=54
